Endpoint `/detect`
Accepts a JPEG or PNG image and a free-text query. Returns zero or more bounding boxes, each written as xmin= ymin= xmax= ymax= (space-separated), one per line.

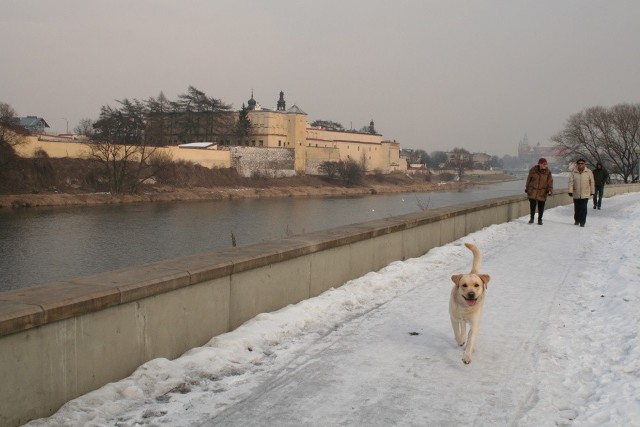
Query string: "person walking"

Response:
xmin=525 ymin=158 xmax=553 ymax=225
xmin=592 ymin=162 xmax=609 ymax=209
xmin=568 ymin=159 xmax=595 ymax=227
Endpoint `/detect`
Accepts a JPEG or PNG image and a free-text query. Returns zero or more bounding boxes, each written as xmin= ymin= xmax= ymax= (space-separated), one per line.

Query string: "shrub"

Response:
xmin=337 ymin=159 xmax=364 ymax=186
xmin=438 ymin=172 xmax=455 ymax=182
xmin=31 ymin=149 xmax=55 ymax=189
xmin=373 ymin=168 xmax=385 ymax=182
xmin=318 ymin=161 xmax=340 ymax=180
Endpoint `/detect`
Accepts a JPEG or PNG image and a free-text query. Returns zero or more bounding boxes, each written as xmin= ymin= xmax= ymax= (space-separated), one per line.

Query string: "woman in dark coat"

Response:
xmin=526 ymin=158 xmax=554 ymax=225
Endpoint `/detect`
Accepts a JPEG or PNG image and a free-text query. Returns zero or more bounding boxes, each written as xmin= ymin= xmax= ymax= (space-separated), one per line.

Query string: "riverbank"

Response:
xmin=0 ymin=173 xmax=518 ymax=209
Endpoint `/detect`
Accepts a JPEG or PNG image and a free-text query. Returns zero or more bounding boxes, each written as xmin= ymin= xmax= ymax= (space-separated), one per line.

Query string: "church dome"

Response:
xmin=247 ymin=90 xmax=257 ymax=110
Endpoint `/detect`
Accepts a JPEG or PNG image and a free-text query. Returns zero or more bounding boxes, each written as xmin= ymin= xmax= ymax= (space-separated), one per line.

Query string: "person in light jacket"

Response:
xmin=568 ymin=159 xmax=595 ymax=227
xmin=525 ymin=157 xmax=553 ymax=225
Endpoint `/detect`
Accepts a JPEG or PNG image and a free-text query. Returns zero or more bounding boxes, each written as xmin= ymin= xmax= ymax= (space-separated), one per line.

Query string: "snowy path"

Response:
xmin=27 ymin=193 xmax=640 ymax=427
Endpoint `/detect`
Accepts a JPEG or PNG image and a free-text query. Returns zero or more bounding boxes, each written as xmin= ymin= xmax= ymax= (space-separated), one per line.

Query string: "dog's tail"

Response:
xmin=465 ymin=243 xmax=481 ymax=274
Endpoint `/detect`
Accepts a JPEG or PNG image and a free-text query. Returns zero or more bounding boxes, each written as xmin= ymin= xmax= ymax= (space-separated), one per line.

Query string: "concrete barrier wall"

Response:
xmin=1 ymin=184 xmax=639 ymax=426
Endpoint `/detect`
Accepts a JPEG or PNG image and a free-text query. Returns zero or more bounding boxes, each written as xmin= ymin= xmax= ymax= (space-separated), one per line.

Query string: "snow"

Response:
xmin=26 ymin=192 xmax=640 ymax=427
xmin=178 ymin=142 xmax=215 ymax=149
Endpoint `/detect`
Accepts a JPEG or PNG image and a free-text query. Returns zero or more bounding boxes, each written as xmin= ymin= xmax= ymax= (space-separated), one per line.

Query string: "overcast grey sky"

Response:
xmin=2 ymin=1 xmax=638 ymax=156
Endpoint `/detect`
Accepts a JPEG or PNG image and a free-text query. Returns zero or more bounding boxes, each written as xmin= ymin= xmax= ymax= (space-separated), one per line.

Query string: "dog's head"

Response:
xmin=451 ymin=273 xmax=490 ymax=307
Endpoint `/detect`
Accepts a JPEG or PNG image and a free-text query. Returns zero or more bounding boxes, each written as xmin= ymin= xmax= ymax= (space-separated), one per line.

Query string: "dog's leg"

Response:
xmin=458 ymin=321 xmax=466 ymax=346
xmin=462 ymin=321 xmax=479 ymax=364
xmin=451 ymin=317 xmax=466 ymax=346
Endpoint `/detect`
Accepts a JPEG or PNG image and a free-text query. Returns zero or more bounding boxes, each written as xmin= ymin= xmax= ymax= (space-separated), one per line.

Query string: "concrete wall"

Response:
xmin=1 ymin=184 xmax=639 ymax=426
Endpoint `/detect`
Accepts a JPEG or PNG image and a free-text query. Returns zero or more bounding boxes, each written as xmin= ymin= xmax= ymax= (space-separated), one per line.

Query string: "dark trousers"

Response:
xmin=593 ymin=185 xmax=604 ymax=208
xmin=574 ymin=198 xmax=589 ymax=225
xmin=529 ymin=199 xmax=545 ymax=219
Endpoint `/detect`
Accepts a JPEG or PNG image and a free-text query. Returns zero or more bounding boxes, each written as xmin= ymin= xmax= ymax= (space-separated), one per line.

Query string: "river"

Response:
xmin=0 ymin=177 xmax=567 ymax=291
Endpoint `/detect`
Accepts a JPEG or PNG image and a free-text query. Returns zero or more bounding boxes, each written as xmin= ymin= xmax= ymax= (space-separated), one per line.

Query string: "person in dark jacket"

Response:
xmin=592 ymin=162 xmax=609 ymax=209
xmin=525 ymin=158 xmax=553 ymax=225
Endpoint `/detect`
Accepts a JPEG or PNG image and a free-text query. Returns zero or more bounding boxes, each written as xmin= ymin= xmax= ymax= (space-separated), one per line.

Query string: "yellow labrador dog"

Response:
xmin=449 ymin=243 xmax=490 ymax=364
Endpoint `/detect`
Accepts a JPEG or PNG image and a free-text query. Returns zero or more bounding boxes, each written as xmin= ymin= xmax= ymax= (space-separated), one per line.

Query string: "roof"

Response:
xmin=17 ymin=116 xmax=50 ymax=128
xmin=178 ymin=142 xmax=215 ymax=149
xmin=287 ymin=105 xmax=307 ymax=115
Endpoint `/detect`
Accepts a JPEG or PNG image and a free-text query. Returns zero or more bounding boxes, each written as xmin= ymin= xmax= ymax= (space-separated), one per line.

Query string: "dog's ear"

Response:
xmin=479 ymin=274 xmax=491 ymax=289
xmin=451 ymin=274 xmax=463 ymax=286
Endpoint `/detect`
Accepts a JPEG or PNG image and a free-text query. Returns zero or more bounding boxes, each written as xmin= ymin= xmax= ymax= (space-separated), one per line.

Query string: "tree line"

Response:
xmin=87 ymin=86 xmax=252 ymax=194
xmin=552 ymin=103 xmax=640 ymax=183
xmin=90 ymin=86 xmax=249 ymax=147
xmin=4 ymin=97 xmax=640 ymax=194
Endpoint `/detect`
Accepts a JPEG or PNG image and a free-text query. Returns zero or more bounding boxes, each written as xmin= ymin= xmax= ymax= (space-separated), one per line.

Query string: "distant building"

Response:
xmin=144 ymin=90 xmax=405 ymax=175
xmin=445 ymin=151 xmax=471 ymax=164
xmin=15 ymin=116 xmax=50 ymax=134
xmin=471 ymin=152 xmax=492 ymax=169
xmin=246 ymin=91 xmax=404 ymax=174
xmin=517 ymin=133 xmax=564 ymax=166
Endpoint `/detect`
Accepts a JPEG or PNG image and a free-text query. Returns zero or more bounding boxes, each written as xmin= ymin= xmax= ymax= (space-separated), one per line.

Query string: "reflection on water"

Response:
xmin=0 ymin=178 xmax=565 ymax=291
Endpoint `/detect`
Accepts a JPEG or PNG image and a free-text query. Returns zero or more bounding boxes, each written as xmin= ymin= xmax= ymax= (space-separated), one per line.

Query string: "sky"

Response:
xmin=2 ymin=1 xmax=640 ymax=156
xmin=24 ymin=190 xmax=640 ymax=426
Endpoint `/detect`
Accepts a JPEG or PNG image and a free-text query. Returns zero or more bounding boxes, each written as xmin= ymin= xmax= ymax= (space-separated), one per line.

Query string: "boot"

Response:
xmin=538 ymin=218 xmax=543 ymax=225
xmin=528 ymin=216 xmax=534 ymax=224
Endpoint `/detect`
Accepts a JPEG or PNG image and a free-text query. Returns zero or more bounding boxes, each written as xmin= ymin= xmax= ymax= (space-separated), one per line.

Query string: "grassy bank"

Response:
xmin=0 ymin=155 xmax=516 ymax=208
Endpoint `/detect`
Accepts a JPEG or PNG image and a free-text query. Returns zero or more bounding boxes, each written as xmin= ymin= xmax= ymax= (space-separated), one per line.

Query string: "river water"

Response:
xmin=0 ymin=177 xmax=566 ymax=291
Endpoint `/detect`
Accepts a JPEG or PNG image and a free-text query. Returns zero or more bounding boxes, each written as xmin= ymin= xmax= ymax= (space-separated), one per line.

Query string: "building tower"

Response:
xmin=247 ymin=90 xmax=257 ymax=111
xmin=277 ymin=91 xmax=286 ymax=111
xmin=518 ymin=132 xmax=530 ymax=159
xmin=369 ymin=119 xmax=376 ymax=134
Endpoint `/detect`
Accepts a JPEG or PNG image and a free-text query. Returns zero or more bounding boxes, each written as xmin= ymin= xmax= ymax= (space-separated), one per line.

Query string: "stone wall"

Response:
xmin=230 ymin=146 xmax=296 ymax=177
xmin=303 ymin=146 xmax=341 ymax=175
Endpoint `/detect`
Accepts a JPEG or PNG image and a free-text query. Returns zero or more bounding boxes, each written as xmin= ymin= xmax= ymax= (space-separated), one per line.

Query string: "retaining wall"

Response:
xmin=1 ymin=184 xmax=639 ymax=426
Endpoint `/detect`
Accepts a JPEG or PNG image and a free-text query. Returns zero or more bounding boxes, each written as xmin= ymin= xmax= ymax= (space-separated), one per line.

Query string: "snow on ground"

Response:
xmin=26 ymin=193 xmax=640 ymax=427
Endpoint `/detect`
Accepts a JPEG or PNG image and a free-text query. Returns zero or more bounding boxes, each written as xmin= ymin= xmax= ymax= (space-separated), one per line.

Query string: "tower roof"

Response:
xmin=287 ymin=105 xmax=307 ymax=115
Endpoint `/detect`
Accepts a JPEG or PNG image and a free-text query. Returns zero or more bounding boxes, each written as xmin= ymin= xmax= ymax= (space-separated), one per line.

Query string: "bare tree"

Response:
xmin=0 ymin=101 xmax=28 ymax=167
xmin=0 ymin=102 xmax=16 ymax=122
xmin=89 ymin=99 xmax=158 ymax=194
xmin=0 ymin=102 xmax=27 ymax=147
xmin=337 ymin=158 xmax=364 ymax=186
xmin=608 ymin=104 xmax=640 ymax=182
xmin=552 ymin=104 xmax=640 ymax=183
xmin=449 ymin=147 xmax=472 ymax=181
xmin=73 ymin=118 xmax=94 ymax=136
